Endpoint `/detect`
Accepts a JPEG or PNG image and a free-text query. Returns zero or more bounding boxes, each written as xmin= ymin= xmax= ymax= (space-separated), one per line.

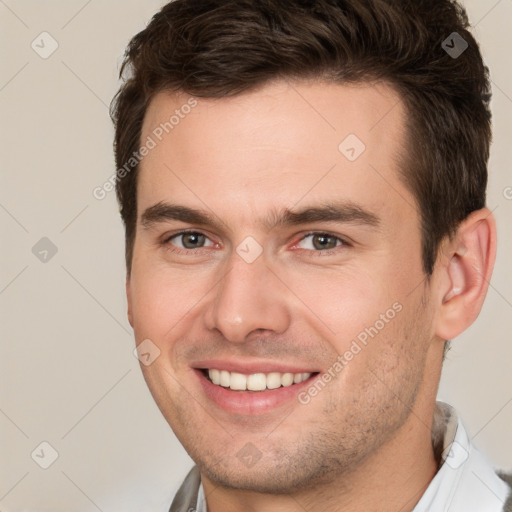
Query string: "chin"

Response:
xmin=195 ymin=449 xmax=349 ymax=495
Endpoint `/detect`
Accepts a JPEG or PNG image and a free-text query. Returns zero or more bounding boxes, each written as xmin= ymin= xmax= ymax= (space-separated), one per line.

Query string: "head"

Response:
xmin=111 ymin=0 xmax=495 ymax=495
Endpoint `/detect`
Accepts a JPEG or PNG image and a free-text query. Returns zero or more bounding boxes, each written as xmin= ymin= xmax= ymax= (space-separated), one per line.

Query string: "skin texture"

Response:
xmin=126 ymin=80 xmax=496 ymax=512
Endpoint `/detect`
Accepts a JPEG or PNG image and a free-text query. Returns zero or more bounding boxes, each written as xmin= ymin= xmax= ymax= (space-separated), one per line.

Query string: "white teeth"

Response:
xmin=281 ymin=373 xmax=294 ymax=387
xmin=219 ymin=370 xmax=230 ymax=387
xmin=247 ymin=373 xmax=267 ymax=391
xmin=266 ymin=372 xmax=282 ymax=390
xmin=207 ymin=369 xmax=312 ymax=391
xmin=209 ymin=369 xmax=220 ymax=385
xmin=230 ymin=372 xmax=247 ymax=391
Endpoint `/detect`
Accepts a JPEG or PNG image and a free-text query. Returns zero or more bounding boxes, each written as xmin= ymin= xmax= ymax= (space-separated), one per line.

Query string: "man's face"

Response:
xmin=127 ymin=81 xmax=440 ymax=492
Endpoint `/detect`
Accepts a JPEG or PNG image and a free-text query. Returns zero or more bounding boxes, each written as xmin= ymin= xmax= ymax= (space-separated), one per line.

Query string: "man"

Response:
xmin=111 ymin=0 xmax=511 ymax=510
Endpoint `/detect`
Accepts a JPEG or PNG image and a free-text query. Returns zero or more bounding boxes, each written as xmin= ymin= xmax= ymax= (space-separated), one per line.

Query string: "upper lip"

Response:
xmin=192 ymin=359 xmax=319 ymax=375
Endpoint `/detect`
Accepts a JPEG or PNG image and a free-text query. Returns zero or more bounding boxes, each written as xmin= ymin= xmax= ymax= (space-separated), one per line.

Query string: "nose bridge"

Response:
xmin=205 ymin=252 xmax=289 ymax=342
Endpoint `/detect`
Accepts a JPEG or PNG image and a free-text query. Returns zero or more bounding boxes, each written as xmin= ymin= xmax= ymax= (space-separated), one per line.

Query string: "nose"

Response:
xmin=203 ymin=253 xmax=291 ymax=343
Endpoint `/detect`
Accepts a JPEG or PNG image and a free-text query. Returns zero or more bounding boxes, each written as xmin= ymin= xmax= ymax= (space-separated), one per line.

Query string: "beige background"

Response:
xmin=0 ymin=1 xmax=511 ymax=511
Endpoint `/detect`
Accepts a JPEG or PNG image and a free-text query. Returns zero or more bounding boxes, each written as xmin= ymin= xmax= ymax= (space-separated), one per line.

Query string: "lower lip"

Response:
xmin=195 ymin=370 xmax=317 ymax=415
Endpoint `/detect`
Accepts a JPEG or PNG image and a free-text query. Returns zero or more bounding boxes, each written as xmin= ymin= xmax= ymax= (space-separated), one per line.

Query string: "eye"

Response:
xmin=166 ymin=231 xmax=215 ymax=250
xmin=297 ymin=233 xmax=345 ymax=251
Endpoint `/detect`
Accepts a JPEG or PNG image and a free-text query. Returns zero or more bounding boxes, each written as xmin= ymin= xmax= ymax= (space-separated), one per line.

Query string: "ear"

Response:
xmin=434 ymin=208 xmax=497 ymax=341
xmin=126 ymin=274 xmax=134 ymax=328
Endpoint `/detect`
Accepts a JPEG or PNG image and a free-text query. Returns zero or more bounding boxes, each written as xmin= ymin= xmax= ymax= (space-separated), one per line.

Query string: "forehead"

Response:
xmin=138 ymin=80 xmax=414 ymax=227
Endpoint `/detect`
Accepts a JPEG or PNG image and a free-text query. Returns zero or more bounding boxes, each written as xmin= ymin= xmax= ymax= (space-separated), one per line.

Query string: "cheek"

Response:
xmin=332 ymin=299 xmax=430 ymax=413
xmin=281 ymin=263 xmax=397 ymax=347
xmin=128 ymin=259 xmax=205 ymax=336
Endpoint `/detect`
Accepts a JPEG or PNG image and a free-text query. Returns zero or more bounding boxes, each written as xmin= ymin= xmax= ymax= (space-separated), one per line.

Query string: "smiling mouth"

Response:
xmin=202 ymin=369 xmax=318 ymax=392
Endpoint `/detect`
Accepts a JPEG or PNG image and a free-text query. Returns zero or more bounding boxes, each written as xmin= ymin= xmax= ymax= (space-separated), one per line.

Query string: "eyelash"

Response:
xmin=162 ymin=230 xmax=351 ymax=257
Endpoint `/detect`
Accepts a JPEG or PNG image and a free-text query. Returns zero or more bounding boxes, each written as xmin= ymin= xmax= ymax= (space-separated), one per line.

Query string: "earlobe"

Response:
xmin=435 ymin=208 xmax=496 ymax=340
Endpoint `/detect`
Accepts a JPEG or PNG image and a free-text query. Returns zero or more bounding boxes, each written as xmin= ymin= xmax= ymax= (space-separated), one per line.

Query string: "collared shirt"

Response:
xmin=414 ymin=402 xmax=509 ymax=511
xmin=188 ymin=402 xmax=511 ymax=512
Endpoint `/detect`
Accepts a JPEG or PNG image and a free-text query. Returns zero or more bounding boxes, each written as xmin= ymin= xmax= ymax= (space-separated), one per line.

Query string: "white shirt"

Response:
xmin=414 ymin=402 xmax=509 ymax=511
xmin=195 ymin=402 xmax=510 ymax=511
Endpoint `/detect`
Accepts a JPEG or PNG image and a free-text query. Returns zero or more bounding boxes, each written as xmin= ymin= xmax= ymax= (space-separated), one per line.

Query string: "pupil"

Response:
xmin=184 ymin=233 xmax=204 ymax=248
xmin=314 ymin=234 xmax=334 ymax=250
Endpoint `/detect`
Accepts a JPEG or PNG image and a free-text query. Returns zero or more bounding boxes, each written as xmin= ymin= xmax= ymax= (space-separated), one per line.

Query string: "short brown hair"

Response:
xmin=111 ymin=0 xmax=491 ymax=275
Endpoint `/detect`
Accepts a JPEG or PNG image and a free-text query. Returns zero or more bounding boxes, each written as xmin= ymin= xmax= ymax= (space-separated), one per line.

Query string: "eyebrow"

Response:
xmin=140 ymin=200 xmax=380 ymax=232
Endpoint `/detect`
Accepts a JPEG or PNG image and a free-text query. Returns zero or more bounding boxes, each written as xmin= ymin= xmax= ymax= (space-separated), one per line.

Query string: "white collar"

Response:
xmin=196 ymin=480 xmax=206 ymax=512
xmin=413 ymin=401 xmax=509 ymax=511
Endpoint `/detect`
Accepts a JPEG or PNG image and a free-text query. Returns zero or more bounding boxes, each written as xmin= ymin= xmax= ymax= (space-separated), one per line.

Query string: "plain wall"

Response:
xmin=0 ymin=1 xmax=510 ymax=511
